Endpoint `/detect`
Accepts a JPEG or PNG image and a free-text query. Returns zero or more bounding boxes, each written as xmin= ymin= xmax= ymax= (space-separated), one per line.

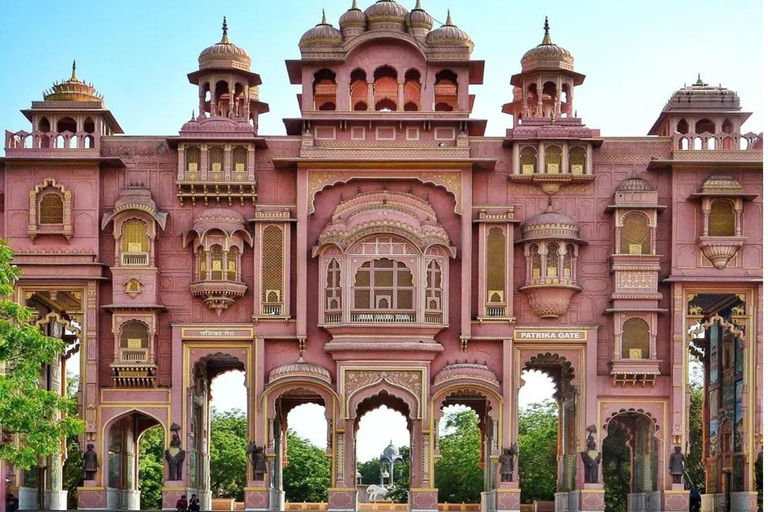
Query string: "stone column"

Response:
xmin=367 ymin=82 xmax=375 ymax=111
xmin=397 ymin=82 xmax=404 ymax=111
xmin=49 ymin=353 xmax=67 ymax=510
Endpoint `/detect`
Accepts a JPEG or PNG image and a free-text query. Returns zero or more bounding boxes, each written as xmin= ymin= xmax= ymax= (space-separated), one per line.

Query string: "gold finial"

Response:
xmin=321 ymin=9 xmax=327 ymax=24
xmin=541 ymin=16 xmax=552 ymax=45
xmin=221 ymin=16 xmax=230 ymax=44
xmin=71 ymin=60 xmax=78 ymax=82
xmin=445 ymin=9 xmax=453 ymax=26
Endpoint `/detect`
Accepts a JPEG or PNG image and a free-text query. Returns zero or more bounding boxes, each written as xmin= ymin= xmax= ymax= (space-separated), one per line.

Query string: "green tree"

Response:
xmin=518 ymin=400 xmax=557 ymax=504
xmin=687 ymin=382 xmax=705 ymax=490
xmin=602 ymin=423 xmax=631 ymax=512
xmin=283 ymin=430 xmax=330 ymax=502
xmin=357 ymin=457 xmax=382 ymax=484
xmin=210 ymin=408 xmax=247 ymax=500
xmin=138 ymin=425 xmax=164 ymax=509
xmin=435 ymin=410 xmax=484 ymax=503
xmin=62 ymin=372 xmax=83 ymax=509
xmin=0 ymin=240 xmax=83 ymax=469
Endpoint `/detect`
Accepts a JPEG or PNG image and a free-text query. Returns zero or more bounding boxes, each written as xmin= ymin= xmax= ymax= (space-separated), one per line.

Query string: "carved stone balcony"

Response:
xmin=698 ymin=235 xmax=746 ymax=269
xmin=518 ymin=284 xmax=581 ymax=318
xmin=190 ymin=279 xmax=248 ymax=315
xmin=110 ymin=362 xmax=157 ymax=388
xmin=610 ymin=359 xmax=661 ymax=387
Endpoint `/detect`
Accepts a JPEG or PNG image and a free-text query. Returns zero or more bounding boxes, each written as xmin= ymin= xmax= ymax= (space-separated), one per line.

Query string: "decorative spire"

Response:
xmin=352 ymin=0 xmax=359 ymax=8
xmin=414 ymin=0 xmax=423 ymax=9
xmin=693 ymin=73 xmax=708 ymax=87
xmin=221 ymin=16 xmax=229 ymax=44
xmin=321 ymin=9 xmax=328 ymax=24
xmin=445 ymin=9 xmax=454 ymax=26
xmin=541 ymin=16 xmax=552 ymax=45
xmin=71 ymin=60 xmax=78 ymax=82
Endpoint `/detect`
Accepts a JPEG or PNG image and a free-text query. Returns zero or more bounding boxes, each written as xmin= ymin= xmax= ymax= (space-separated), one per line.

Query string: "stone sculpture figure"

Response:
xmin=581 ymin=428 xmax=601 ymax=484
xmin=83 ymin=443 xmax=99 ymax=480
xmin=669 ymin=445 xmax=685 ymax=483
xmin=164 ymin=424 xmax=186 ymax=480
xmin=247 ymin=442 xmax=268 ymax=480
xmin=499 ymin=448 xmax=514 ymax=482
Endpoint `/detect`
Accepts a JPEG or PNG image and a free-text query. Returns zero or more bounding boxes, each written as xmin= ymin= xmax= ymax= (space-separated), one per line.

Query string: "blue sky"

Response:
xmin=0 ymin=0 xmax=762 ymax=137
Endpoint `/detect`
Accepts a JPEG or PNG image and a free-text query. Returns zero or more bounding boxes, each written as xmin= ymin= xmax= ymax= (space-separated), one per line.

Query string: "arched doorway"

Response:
xmin=601 ymin=411 xmax=660 ymax=512
xmin=519 ymin=353 xmax=579 ymax=509
xmin=104 ymin=410 xmax=164 ymax=510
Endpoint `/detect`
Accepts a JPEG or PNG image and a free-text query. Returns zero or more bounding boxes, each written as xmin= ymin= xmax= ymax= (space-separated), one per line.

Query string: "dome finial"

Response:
xmin=71 ymin=60 xmax=78 ymax=82
xmin=693 ymin=73 xmax=708 ymax=87
xmin=415 ymin=0 xmax=423 ymax=9
xmin=541 ymin=16 xmax=552 ymax=45
xmin=352 ymin=0 xmax=359 ymax=8
xmin=221 ymin=16 xmax=230 ymax=44
xmin=321 ymin=8 xmax=328 ymax=24
xmin=445 ymin=9 xmax=453 ymax=26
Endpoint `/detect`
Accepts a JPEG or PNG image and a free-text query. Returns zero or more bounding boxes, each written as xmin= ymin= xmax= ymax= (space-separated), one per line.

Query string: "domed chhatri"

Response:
xmin=521 ymin=17 xmax=574 ymax=72
xmin=268 ymin=356 xmax=332 ymax=384
xmin=520 ymin=201 xmax=583 ymax=243
xmin=198 ymin=17 xmax=252 ymax=71
xmin=339 ymin=0 xmax=367 ymax=35
xmin=43 ymin=60 xmax=103 ymax=102
xmin=300 ymin=10 xmax=344 ymax=47
xmin=408 ymin=0 xmax=433 ymax=33
xmin=616 ymin=174 xmax=654 ymax=192
xmin=426 ymin=10 xmax=473 ymax=48
xmin=365 ymin=0 xmax=409 ymax=31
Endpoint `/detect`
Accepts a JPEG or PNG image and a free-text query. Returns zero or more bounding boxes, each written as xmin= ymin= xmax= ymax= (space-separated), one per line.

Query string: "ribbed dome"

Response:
xmin=193 ymin=208 xmax=246 ymax=228
xmin=521 ymin=202 xmax=582 ymax=242
xmin=198 ymin=18 xmax=251 ymax=71
xmin=697 ymin=175 xmax=746 ymax=196
xmin=426 ymin=11 xmax=473 ymax=48
xmin=179 ymin=116 xmax=254 ymax=135
xmin=268 ymin=357 xmax=332 ymax=384
xmin=43 ymin=61 xmax=103 ymax=102
xmin=339 ymin=0 xmax=367 ymax=28
xmin=365 ymin=0 xmax=408 ymax=31
xmin=114 ymin=186 xmax=159 ymax=215
xmin=433 ymin=363 xmax=500 ymax=388
xmin=300 ymin=11 xmax=344 ymax=47
xmin=521 ymin=17 xmax=573 ymax=73
xmin=408 ymin=0 xmax=433 ymax=31
xmin=617 ymin=175 xmax=654 ymax=192
xmin=381 ymin=442 xmax=402 ymax=461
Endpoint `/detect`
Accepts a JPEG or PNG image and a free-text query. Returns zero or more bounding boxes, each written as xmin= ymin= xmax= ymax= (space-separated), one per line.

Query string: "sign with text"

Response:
xmin=182 ymin=326 xmax=254 ymax=340
xmin=513 ymin=328 xmax=587 ymax=342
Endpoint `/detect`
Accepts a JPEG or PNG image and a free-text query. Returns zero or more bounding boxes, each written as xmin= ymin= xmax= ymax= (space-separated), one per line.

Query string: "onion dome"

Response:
xmin=616 ymin=174 xmax=654 ymax=192
xmin=365 ymin=0 xmax=408 ymax=31
xmin=339 ymin=0 xmax=367 ymax=38
xmin=43 ymin=61 xmax=103 ymax=102
xmin=521 ymin=200 xmax=583 ymax=242
xmin=521 ymin=17 xmax=574 ymax=72
xmin=198 ymin=17 xmax=252 ymax=71
xmin=268 ymin=357 xmax=332 ymax=384
xmin=300 ymin=10 xmax=344 ymax=47
xmin=381 ymin=441 xmax=403 ymax=462
xmin=426 ymin=10 xmax=473 ymax=49
xmin=408 ymin=0 xmax=433 ymax=33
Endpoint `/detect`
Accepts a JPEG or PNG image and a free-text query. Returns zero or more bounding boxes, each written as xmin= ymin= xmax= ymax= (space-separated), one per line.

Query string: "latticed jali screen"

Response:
xmin=39 ymin=192 xmax=64 ymax=224
xmin=620 ymin=213 xmax=651 ymax=254
xmin=262 ymin=226 xmax=284 ymax=302
xmin=486 ymin=227 xmax=505 ymax=302
xmin=120 ymin=321 xmax=149 ymax=348
xmin=622 ymin=317 xmax=650 ymax=359
xmin=708 ymin=200 xmax=736 ymax=236
xmin=519 ymin=146 xmax=536 ymax=174
xmin=121 ymin=220 xmax=149 ymax=252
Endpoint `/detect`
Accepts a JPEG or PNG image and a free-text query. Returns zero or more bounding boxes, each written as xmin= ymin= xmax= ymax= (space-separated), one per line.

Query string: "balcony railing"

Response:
xmin=485 ymin=304 xmax=507 ymax=317
xmin=119 ymin=348 xmax=148 ymax=363
xmin=350 ymin=311 xmax=417 ymax=323
xmin=424 ymin=312 xmax=443 ymax=324
xmin=261 ymin=303 xmax=284 ymax=316
xmin=121 ymin=252 xmax=149 ymax=266
xmin=5 ymin=129 xmax=99 ymax=152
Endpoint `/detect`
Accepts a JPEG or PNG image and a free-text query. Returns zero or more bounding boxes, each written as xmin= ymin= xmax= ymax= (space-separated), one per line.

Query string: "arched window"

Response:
xmin=185 ymin=146 xmax=201 ymax=173
xmin=353 ymin=258 xmax=414 ymax=310
xmin=520 ymin=146 xmax=537 ymax=174
xmin=546 ymin=243 xmax=559 ymax=277
xmin=83 ymin=117 xmax=95 ymax=133
xmin=39 ymin=193 xmax=64 ymax=224
xmin=120 ymin=321 xmax=149 ymax=349
xmin=404 ymin=68 xmax=421 ymax=111
xmin=622 ymin=318 xmax=650 ymax=359
xmin=326 ymin=259 xmax=342 ymax=310
xmin=487 ymin=227 xmax=505 ymax=303
xmin=198 ymin=250 xmax=208 ymax=280
xmin=56 ymin=117 xmax=77 ymax=133
xmin=531 ymin=244 xmax=542 ymax=278
xmin=545 ymin=145 xmax=562 ymax=173
xmin=564 ymin=244 xmax=574 ymax=279
xmin=695 ymin=119 xmax=716 ymax=134
xmin=676 ymin=119 xmax=689 ymax=134
xmin=569 ymin=146 xmax=586 ymax=174
xmin=620 ymin=212 xmax=651 ymax=254
xmin=313 ymin=69 xmax=337 ymax=111
xmin=709 ymin=200 xmax=736 ymax=236
xmin=209 ymin=146 xmax=224 ymax=176
xmin=435 ymin=69 xmax=458 ymax=111
xmin=350 ymin=68 xmax=367 ymax=111
xmin=215 ymin=80 xmax=230 ymax=116
xmin=425 ymin=260 xmax=442 ymax=310
xmin=227 ymin=247 xmax=240 ymax=280
xmin=374 ymin=66 xmax=398 ymax=111
xmin=210 ymin=245 xmax=224 ymax=280
xmin=121 ymin=220 xmax=149 ymax=265
xmin=262 ymin=226 xmax=284 ymax=303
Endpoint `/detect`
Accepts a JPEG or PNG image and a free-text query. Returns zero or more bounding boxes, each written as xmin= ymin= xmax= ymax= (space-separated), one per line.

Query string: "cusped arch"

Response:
xmin=347 ymin=380 xmax=420 ymax=421
xmin=602 ymin=407 xmax=662 ymax=440
xmin=189 ymin=350 xmax=248 ymax=381
xmin=261 ymin=380 xmax=338 ymax=421
xmin=431 ymin=382 xmax=502 ymax=422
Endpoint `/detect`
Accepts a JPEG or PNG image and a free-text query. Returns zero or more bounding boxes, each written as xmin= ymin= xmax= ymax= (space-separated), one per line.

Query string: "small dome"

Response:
xmin=617 ymin=174 xmax=654 ymax=192
xmin=193 ymin=208 xmax=246 ymax=229
xmin=43 ymin=61 xmax=103 ymax=102
xmin=114 ymin=186 xmax=159 ymax=215
xmin=521 ymin=201 xmax=582 ymax=242
xmin=198 ymin=17 xmax=252 ymax=71
xmin=521 ymin=17 xmax=574 ymax=73
xmin=408 ymin=0 xmax=433 ymax=32
xmin=339 ymin=0 xmax=366 ymax=29
xmin=268 ymin=357 xmax=332 ymax=384
xmin=365 ymin=0 xmax=408 ymax=31
xmin=434 ymin=363 xmax=500 ymax=388
xmin=697 ymin=175 xmax=746 ymax=196
xmin=426 ymin=11 xmax=473 ymax=48
xmin=381 ymin=441 xmax=402 ymax=461
xmin=180 ymin=116 xmax=254 ymax=135
xmin=300 ymin=11 xmax=344 ymax=47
